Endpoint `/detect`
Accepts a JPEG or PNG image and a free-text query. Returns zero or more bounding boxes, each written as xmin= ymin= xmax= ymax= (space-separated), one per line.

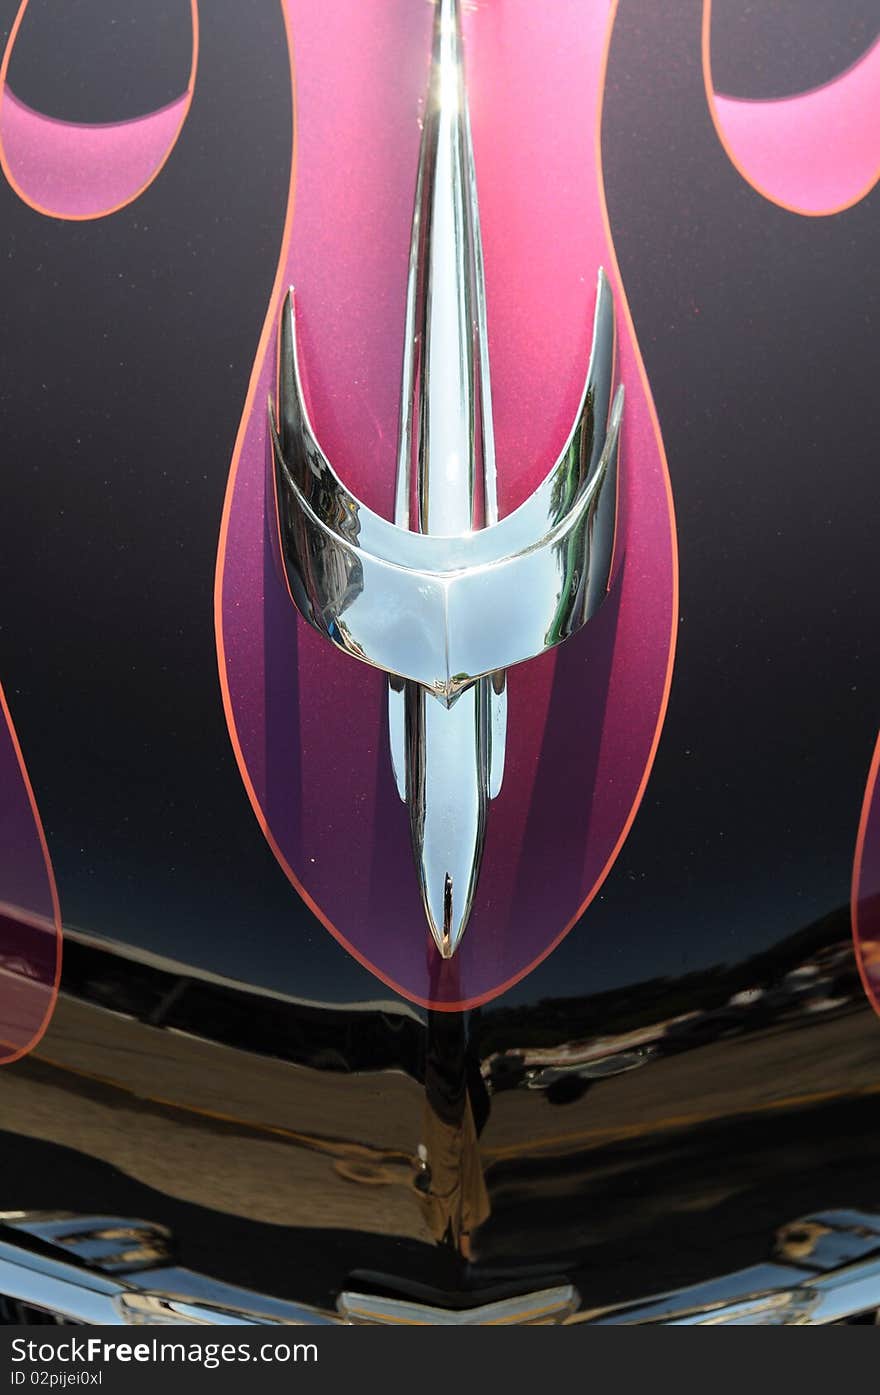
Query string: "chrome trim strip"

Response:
xmin=0 ymin=1235 xmax=332 ymax=1326
xmin=585 ymin=1211 xmax=880 ymax=1325
xmin=337 ymin=1284 xmax=578 ymax=1326
xmin=270 ymin=0 xmax=620 ymax=955
xmin=5 ymin=1209 xmax=880 ymax=1324
xmin=271 ymin=290 xmax=620 ymax=699
xmin=272 ymin=271 xmax=616 ymax=593
xmin=390 ymin=0 xmax=500 ymax=950
xmin=0 ymin=1239 xmax=126 ymax=1325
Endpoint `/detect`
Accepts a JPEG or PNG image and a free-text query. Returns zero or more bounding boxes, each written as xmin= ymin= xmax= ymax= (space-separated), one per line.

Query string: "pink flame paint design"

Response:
xmin=703 ymin=1 xmax=880 ymax=217
xmin=0 ymin=685 xmax=62 ymax=1064
xmin=852 ymin=736 xmax=880 ymax=1016
xmin=0 ymin=0 xmax=198 ymax=221
xmin=215 ymin=0 xmax=678 ymax=1010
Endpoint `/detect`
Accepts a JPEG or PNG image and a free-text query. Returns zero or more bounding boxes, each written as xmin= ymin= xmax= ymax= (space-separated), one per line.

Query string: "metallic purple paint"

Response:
xmin=0 ymin=0 xmax=197 ymax=221
xmin=705 ymin=13 xmax=880 ymax=218
xmin=0 ymin=89 xmax=190 ymax=219
xmin=216 ymin=0 xmax=677 ymax=1008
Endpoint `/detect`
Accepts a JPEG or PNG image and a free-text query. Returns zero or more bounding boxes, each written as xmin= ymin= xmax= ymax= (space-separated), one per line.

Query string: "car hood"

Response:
xmin=1 ymin=0 xmax=879 ymax=1323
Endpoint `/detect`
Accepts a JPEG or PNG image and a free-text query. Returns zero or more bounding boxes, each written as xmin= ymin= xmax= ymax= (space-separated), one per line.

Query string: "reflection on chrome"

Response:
xmin=583 ymin=1210 xmax=880 ymax=1325
xmin=0 ymin=1212 xmax=334 ymax=1326
xmin=5 ymin=1209 xmax=880 ymax=1325
xmin=271 ymin=0 xmax=621 ymax=956
xmin=391 ymin=0 xmax=502 ymax=956
xmin=337 ymin=1286 xmax=578 ymax=1325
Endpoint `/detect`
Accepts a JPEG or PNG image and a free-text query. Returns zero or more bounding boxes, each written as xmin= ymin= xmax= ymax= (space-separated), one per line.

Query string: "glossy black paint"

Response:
xmin=8 ymin=0 xmax=192 ymax=123
xmin=711 ymin=0 xmax=879 ymax=99
xmin=1 ymin=0 xmax=879 ymax=1318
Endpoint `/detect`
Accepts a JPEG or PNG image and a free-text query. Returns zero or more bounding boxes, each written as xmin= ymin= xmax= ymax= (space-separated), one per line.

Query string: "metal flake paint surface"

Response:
xmin=0 ymin=0 xmax=197 ymax=220
xmin=216 ymin=0 xmax=677 ymax=1010
xmin=0 ymin=89 xmax=190 ymax=218
xmin=0 ymin=0 xmax=879 ymax=1314
xmin=704 ymin=3 xmax=880 ymax=217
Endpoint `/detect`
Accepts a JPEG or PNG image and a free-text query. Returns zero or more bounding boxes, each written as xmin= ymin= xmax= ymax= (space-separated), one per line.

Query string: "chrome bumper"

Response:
xmin=2 ymin=1210 xmax=880 ymax=1326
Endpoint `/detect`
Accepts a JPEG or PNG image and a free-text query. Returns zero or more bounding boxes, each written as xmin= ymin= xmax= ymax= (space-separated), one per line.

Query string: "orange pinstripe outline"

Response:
xmin=213 ymin=0 xmax=678 ymax=1012
xmin=0 ymin=682 xmax=63 ymax=1065
xmin=0 ymin=0 xmax=199 ymax=221
xmin=851 ymin=732 xmax=880 ymax=1018
xmin=702 ymin=0 xmax=880 ymax=218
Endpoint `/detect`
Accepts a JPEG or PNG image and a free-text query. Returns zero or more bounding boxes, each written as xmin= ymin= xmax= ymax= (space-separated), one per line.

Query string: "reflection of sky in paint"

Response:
xmin=65 ymin=840 xmax=847 ymax=1014
xmin=0 ymin=0 xmax=868 ymax=1026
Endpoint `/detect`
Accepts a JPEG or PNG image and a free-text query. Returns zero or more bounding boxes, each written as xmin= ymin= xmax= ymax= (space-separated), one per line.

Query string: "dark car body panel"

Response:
xmin=1 ymin=0 xmax=879 ymax=1321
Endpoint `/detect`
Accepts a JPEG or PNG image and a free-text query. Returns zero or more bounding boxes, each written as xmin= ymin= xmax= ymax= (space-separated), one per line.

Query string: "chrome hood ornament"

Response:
xmin=271 ymin=0 xmax=622 ymax=959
